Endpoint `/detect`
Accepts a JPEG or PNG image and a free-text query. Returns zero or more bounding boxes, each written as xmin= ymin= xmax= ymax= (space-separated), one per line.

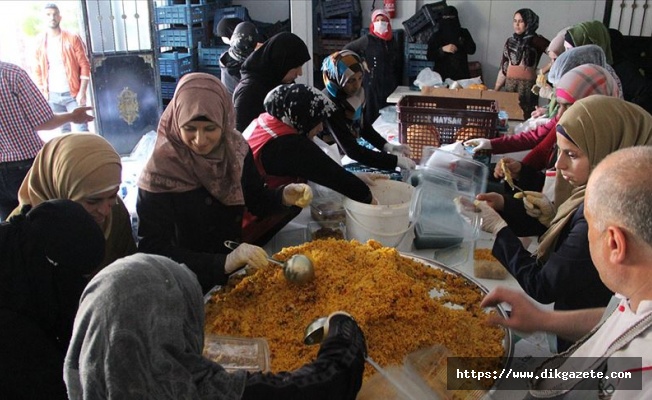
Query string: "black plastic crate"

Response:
xmin=318 ymin=37 xmax=350 ymax=56
xmin=161 ymin=79 xmax=179 ymax=100
xmin=405 ymin=42 xmax=428 ymax=60
xmin=198 ymin=43 xmax=229 ymax=67
xmin=320 ymin=13 xmax=361 ymax=37
xmin=159 ymin=51 xmax=195 ymax=77
xmin=158 ymin=26 xmax=204 ymax=48
xmin=320 ymin=0 xmax=360 ymax=18
xmin=402 ymin=10 xmax=432 ymax=42
xmin=155 ymin=4 xmax=207 ymax=25
xmin=422 ymin=1 xmax=448 ymax=25
xmin=213 ymin=5 xmax=250 ymax=22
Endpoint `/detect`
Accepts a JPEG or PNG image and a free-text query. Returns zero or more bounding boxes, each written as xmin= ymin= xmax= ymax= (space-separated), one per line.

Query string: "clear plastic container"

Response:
xmin=203 ymin=335 xmax=270 ymax=373
xmin=309 ymin=188 xmax=346 ymax=223
xmin=307 ymin=221 xmax=346 ymax=241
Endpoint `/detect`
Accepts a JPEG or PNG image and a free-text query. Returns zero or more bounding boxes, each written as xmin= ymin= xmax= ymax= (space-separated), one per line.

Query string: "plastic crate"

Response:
xmin=320 ymin=0 xmax=360 ymax=18
xmin=161 ymin=79 xmax=178 ymax=99
xmin=198 ymin=42 xmax=229 ymax=66
xmin=344 ymin=163 xmax=403 ymax=181
xmin=158 ymin=26 xmax=204 ymax=48
xmin=318 ymin=38 xmax=350 ymax=56
xmin=320 ymin=13 xmax=361 ymax=37
xmin=405 ymin=42 xmax=428 ymax=60
xmin=197 ymin=65 xmax=221 ymax=78
xmin=406 ymin=59 xmax=432 ymax=78
xmin=402 ymin=9 xmax=432 ymax=42
xmin=213 ymin=5 xmax=250 ymax=22
xmin=422 ymin=1 xmax=448 ymax=25
xmin=155 ymin=4 xmax=207 ymax=25
xmin=159 ymin=51 xmax=195 ymax=78
xmin=398 ymin=95 xmax=498 ymax=161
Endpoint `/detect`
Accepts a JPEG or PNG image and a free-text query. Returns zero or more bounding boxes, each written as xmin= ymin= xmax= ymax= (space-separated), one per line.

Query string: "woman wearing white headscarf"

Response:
xmin=65 ymin=253 xmax=366 ymax=399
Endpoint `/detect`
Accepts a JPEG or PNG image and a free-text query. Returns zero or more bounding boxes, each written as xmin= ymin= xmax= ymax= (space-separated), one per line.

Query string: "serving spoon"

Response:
xmin=224 ymin=240 xmax=315 ymax=284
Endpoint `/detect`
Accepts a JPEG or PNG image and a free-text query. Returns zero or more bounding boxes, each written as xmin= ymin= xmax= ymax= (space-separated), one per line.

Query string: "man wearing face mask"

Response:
xmin=344 ymin=9 xmax=401 ymax=127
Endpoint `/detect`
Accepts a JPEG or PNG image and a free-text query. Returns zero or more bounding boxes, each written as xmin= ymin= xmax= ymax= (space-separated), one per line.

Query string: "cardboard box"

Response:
xmin=420 ymin=87 xmax=524 ymax=120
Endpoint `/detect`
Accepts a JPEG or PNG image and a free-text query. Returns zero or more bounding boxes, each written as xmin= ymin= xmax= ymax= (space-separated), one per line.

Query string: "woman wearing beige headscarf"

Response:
xmin=9 ymin=133 xmax=136 ymax=271
xmin=137 ymin=73 xmax=312 ymax=294
xmin=461 ymin=96 xmax=652 ymax=352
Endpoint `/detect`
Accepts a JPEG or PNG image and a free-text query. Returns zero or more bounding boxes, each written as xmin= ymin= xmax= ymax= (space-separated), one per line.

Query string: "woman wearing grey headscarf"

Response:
xmin=65 ymin=253 xmax=366 ymax=399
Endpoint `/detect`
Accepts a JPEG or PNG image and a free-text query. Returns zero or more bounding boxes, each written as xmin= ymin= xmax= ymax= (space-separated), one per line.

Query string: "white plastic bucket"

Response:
xmin=343 ymin=180 xmax=415 ymax=247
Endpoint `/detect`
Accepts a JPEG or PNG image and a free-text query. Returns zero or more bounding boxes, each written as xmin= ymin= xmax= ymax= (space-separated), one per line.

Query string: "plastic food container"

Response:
xmin=203 ymin=335 xmax=270 ymax=373
xmin=307 ymin=220 xmax=346 ymax=241
xmin=310 ymin=192 xmax=346 ymax=223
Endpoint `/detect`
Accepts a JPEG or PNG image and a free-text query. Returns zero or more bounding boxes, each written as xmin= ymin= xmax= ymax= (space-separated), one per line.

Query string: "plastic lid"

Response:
xmin=203 ymin=335 xmax=270 ymax=373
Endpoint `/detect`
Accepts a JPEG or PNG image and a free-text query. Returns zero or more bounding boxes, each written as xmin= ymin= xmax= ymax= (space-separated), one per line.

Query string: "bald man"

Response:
xmin=481 ymin=146 xmax=652 ymax=398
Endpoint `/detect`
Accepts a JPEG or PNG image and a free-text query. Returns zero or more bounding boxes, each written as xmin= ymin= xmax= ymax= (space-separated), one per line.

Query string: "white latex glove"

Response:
xmin=383 ymin=143 xmax=413 ymax=157
xmin=225 ymin=243 xmax=268 ymax=274
xmin=396 ymin=156 xmax=416 ymax=170
xmin=463 ymin=138 xmax=492 ymax=153
xmin=282 ymin=183 xmax=313 ymax=207
xmin=354 ymin=172 xmax=389 ymax=186
xmin=520 ymin=191 xmax=556 ymax=227
xmin=476 ymin=200 xmax=508 ymax=234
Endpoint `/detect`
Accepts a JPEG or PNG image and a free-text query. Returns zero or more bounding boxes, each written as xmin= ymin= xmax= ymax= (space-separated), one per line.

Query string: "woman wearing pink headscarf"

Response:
xmin=344 ymin=9 xmax=401 ymax=126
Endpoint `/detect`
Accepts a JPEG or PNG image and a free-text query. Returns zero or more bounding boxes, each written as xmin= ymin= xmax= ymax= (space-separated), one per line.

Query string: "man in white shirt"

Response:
xmin=33 ymin=3 xmax=90 ymax=133
xmin=481 ymin=145 xmax=652 ymax=399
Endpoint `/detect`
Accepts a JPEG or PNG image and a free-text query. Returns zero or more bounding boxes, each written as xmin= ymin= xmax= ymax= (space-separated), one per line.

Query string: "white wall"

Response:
xmin=232 ymin=0 xmax=636 ymax=89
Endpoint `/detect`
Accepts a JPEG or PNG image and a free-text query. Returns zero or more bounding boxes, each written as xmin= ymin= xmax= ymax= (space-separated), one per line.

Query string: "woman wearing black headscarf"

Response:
xmin=426 ymin=6 xmax=476 ymax=81
xmin=494 ymin=8 xmax=549 ymax=117
xmin=0 ymin=200 xmax=105 ymax=399
xmin=219 ymin=21 xmax=259 ymax=95
xmin=243 ymin=83 xmax=379 ymax=204
xmin=233 ymin=32 xmax=311 ymax=132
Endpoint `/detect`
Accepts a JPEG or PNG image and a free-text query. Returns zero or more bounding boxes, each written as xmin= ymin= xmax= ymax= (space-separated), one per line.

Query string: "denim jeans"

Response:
xmin=0 ymin=158 xmax=34 ymax=221
xmin=49 ymin=91 xmax=88 ymax=133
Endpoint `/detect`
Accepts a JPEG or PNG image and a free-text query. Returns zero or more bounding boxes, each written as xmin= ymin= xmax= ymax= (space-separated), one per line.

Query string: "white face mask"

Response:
xmin=373 ymin=21 xmax=389 ymax=35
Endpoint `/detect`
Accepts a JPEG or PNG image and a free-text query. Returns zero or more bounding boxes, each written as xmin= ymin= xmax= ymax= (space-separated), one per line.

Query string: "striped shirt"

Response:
xmin=0 ymin=61 xmax=52 ymax=162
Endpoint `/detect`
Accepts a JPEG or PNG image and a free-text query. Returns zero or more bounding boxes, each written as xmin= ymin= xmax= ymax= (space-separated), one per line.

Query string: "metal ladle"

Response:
xmin=224 ymin=240 xmax=315 ymax=284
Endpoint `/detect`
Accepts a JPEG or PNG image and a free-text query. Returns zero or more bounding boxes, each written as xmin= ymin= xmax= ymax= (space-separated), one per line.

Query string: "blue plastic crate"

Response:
xmin=155 ymin=4 xmax=207 ymax=25
xmin=320 ymin=13 xmax=360 ymax=37
xmin=406 ymin=60 xmax=433 ymax=78
xmin=320 ymin=0 xmax=360 ymax=18
xmin=161 ymin=80 xmax=178 ymax=99
xmin=158 ymin=26 xmax=204 ymax=48
xmin=213 ymin=5 xmax=249 ymax=22
xmin=198 ymin=43 xmax=229 ymax=67
xmin=159 ymin=51 xmax=195 ymax=78
xmin=405 ymin=42 xmax=428 ymax=60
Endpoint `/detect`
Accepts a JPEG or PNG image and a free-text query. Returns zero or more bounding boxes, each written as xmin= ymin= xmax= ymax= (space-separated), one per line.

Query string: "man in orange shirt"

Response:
xmin=34 ymin=3 xmax=90 ymax=133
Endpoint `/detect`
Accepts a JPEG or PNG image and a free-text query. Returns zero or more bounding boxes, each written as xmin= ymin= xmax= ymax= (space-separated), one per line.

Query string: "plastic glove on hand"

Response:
xmin=225 ymin=243 xmax=268 ymax=274
xmin=463 ymin=138 xmax=492 ymax=153
xmin=396 ymin=155 xmax=416 ymax=170
xmin=355 ymin=172 xmax=389 ymax=186
xmin=475 ymin=200 xmax=508 ymax=235
xmin=283 ymin=183 xmax=313 ymax=207
xmin=519 ymin=191 xmax=556 ymax=226
xmin=383 ymin=143 xmax=413 ymax=157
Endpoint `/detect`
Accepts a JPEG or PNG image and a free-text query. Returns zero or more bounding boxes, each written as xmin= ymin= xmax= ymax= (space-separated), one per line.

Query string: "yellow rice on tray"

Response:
xmin=205 ymin=239 xmax=505 ymax=379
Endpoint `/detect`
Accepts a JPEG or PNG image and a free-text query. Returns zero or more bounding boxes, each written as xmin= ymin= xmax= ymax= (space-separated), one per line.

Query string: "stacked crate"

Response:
xmin=155 ymin=0 xmax=218 ymax=101
xmin=314 ymin=0 xmax=362 ymax=88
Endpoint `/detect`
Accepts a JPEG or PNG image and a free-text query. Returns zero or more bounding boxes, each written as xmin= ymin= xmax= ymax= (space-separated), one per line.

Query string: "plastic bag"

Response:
xmin=513 ymin=116 xmax=552 ymax=135
xmin=413 ymin=67 xmax=443 ymax=89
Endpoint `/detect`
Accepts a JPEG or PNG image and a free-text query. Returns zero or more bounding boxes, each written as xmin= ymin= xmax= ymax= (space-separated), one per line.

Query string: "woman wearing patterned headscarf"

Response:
xmin=426 ymin=5 xmax=476 ymax=81
xmin=495 ymin=8 xmax=549 ymax=117
xmin=468 ymin=96 xmax=652 ymax=352
xmin=9 ymin=133 xmax=136 ymax=271
xmin=344 ymin=9 xmax=401 ymax=127
xmin=1 ymin=200 xmax=104 ymax=399
xmin=243 ymin=83 xmax=378 ymax=203
xmin=321 ymin=50 xmax=414 ymax=172
xmin=233 ymin=32 xmax=311 ymax=132
xmin=137 ymin=73 xmax=313 ymax=294
xmin=219 ymin=21 xmax=259 ymax=95
xmin=65 ymin=253 xmax=367 ymax=399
